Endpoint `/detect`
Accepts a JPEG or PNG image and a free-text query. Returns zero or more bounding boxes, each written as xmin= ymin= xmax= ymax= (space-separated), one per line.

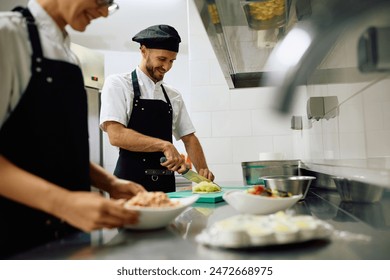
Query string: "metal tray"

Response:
xmin=195 ymin=213 xmax=333 ymax=248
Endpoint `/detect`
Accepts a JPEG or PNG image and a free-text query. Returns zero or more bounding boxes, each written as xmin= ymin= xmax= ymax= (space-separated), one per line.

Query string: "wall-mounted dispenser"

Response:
xmin=291 ymin=115 xmax=303 ymax=130
xmin=291 ymin=115 xmax=312 ymax=130
xmin=307 ymin=96 xmax=339 ymax=121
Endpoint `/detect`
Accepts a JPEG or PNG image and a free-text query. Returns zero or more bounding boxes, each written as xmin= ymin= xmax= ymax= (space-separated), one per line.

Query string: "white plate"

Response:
xmin=124 ymin=195 xmax=199 ymax=230
xmin=223 ymin=190 xmax=302 ymax=215
xmin=195 ymin=214 xmax=333 ymax=248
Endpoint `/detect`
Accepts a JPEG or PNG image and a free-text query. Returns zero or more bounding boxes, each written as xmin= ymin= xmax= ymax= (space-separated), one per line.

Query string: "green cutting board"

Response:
xmin=167 ymin=187 xmax=247 ymax=203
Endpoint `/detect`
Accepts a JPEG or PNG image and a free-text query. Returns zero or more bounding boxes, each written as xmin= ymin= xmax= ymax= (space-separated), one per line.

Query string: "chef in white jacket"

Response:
xmin=100 ymin=25 xmax=215 ymax=193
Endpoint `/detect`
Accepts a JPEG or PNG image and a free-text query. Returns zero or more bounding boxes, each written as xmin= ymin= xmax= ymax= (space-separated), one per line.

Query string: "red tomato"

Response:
xmin=247 ymin=185 xmax=265 ymax=195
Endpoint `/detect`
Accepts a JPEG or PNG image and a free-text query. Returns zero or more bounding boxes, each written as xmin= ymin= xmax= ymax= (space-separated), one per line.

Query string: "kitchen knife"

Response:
xmin=160 ymin=157 xmax=213 ymax=184
xmin=181 ymin=168 xmax=213 ymax=184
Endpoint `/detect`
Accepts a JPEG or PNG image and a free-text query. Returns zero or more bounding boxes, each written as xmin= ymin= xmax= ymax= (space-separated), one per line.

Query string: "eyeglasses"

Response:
xmin=97 ymin=0 xmax=120 ymax=15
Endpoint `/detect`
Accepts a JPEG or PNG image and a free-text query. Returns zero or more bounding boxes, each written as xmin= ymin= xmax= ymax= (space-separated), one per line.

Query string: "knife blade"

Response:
xmin=160 ymin=157 xmax=213 ymax=184
xmin=181 ymin=168 xmax=212 ymax=184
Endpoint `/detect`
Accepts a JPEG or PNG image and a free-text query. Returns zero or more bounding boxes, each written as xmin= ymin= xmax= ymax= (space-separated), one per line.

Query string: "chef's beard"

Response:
xmin=145 ymin=60 xmax=165 ymax=82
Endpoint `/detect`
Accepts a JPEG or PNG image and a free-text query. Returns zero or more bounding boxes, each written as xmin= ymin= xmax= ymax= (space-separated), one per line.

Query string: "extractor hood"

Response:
xmin=193 ymin=0 xmax=390 ymax=90
xmin=193 ymin=0 xmax=305 ymax=88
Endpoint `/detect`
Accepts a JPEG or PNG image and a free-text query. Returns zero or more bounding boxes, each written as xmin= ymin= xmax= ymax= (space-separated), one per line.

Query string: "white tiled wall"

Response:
xmin=301 ymin=74 xmax=390 ymax=187
xmin=298 ymin=29 xmax=390 ymax=187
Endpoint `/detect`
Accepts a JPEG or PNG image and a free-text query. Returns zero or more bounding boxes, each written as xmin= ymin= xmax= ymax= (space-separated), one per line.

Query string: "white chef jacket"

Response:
xmin=0 ymin=0 xmax=79 ymax=129
xmin=100 ymin=67 xmax=196 ymax=141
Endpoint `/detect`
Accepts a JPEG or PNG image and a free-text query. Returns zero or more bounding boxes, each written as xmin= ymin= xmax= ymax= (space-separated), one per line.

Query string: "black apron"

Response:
xmin=0 ymin=7 xmax=90 ymax=258
xmin=113 ymin=70 xmax=175 ymax=192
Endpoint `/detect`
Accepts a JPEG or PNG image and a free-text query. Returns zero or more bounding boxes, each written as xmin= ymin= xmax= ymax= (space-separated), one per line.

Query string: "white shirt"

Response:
xmin=0 ymin=0 xmax=79 ymax=129
xmin=100 ymin=67 xmax=195 ymax=141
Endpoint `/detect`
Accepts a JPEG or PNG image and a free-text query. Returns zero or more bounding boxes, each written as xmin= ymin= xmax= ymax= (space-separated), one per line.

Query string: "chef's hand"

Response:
xmin=160 ymin=147 xmax=186 ymax=173
xmin=57 ymin=191 xmax=139 ymax=231
xmin=107 ymin=178 xmax=146 ymax=200
xmin=198 ymin=168 xmax=215 ymax=181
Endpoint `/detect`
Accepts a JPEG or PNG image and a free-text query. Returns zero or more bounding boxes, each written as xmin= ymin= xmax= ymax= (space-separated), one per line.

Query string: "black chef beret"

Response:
xmin=132 ymin=24 xmax=181 ymax=53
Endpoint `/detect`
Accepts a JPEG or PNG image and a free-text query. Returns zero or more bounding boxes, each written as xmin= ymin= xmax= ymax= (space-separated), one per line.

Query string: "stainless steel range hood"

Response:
xmin=193 ymin=0 xmax=303 ymax=88
xmin=193 ymin=0 xmax=390 ymax=91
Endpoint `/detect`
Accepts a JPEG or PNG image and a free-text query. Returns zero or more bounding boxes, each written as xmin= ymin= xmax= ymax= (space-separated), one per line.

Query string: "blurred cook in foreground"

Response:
xmin=100 ymin=24 xmax=214 ymax=193
xmin=0 ymin=0 xmax=145 ymax=259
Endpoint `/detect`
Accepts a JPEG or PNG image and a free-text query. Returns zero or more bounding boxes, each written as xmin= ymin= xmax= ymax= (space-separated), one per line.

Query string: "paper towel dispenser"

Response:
xmin=307 ymin=96 xmax=339 ymax=121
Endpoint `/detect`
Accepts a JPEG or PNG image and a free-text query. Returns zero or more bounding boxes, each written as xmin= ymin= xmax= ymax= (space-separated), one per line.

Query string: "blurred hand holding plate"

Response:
xmin=124 ymin=193 xmax=199 ymax=230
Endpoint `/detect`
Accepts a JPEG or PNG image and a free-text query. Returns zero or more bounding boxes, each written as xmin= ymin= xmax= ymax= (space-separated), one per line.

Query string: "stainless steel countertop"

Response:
xmin=11 ymin=186 xmax=390 ymax=260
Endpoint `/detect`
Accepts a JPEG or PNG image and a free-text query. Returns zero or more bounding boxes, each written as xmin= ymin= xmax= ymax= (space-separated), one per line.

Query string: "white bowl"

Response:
xmin=124 ymin=195 xmax=199 ymax=230
xmin=223 ymin=190 xmax=302 ymax=215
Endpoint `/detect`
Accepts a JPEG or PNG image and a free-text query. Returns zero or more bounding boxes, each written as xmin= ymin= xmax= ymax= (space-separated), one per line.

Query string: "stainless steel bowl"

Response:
xmin=332 ymin=177 xmax=384 ymax=203
xmin=261 ymin=175 xmax=316 ymax=200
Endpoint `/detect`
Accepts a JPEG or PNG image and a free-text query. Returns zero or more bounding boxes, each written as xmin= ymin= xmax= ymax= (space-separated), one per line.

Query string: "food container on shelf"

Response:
xmin=241 ymin=160 xmax=300 ymax=185
xmin=241 ymin=0 xmax=290 ymax=30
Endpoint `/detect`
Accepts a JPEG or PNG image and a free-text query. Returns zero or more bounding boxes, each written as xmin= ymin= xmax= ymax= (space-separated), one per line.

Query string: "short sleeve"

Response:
xmin=0 ymin=13 xmax=31 ymax=129
xmin=99 ymin=74 xmax=132 ymax=131
xmin=0 ymin=25 xmax=12 ymax=128
xmin=171 ymin=94 xmax=196 ymax=141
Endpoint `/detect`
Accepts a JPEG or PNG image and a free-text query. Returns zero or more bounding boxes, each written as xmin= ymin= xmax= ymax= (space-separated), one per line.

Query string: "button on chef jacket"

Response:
xmin=0 ymin=0 xmax=79 ymax=128
xmin=99 ymin=67 xmax=196 ymax=141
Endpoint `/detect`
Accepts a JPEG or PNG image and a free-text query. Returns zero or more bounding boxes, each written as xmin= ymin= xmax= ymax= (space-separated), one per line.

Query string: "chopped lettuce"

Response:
xmin=193 ymin=181 xmax=221 ymax=193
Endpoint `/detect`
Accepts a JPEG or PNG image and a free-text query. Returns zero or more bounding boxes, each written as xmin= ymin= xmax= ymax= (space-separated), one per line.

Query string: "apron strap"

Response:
xmin=131 ymin=70 xmax=141 ymax=98
xmin=13 ymin=7 xmax=44 ymax=72
xmin=161 ymin=85 xmax=173 ymax=111
xmin=131 ymin=69 xmax=173 ymax=111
